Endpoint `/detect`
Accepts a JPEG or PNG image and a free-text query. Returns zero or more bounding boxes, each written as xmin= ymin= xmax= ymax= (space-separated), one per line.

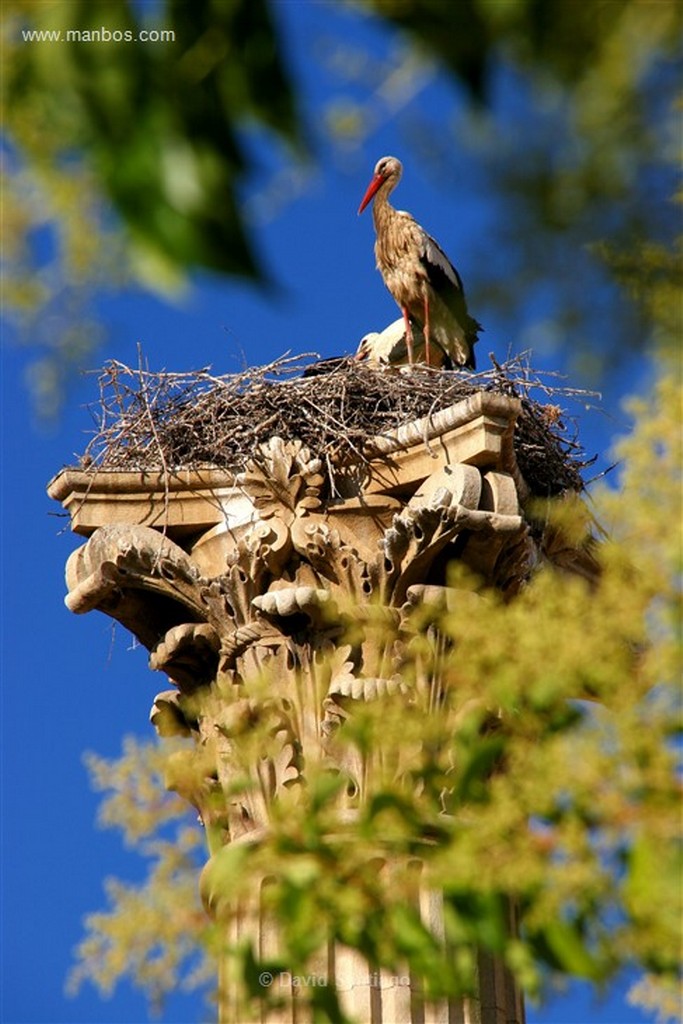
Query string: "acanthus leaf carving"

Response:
xmin=149 ymin=689 xmax=196 ymax=738
xmin=382 ymin=504 xmax=471 ymax=606
xmin=237 ymin=437 xmax=324 ymax=521
xmin=289 ymin=517 xmax=339 ymax=575
xmin=242 ymin=517 xmax=292 ymax=576
xmin=149 ymin=622 xmax=220 ymax=690
xmin=252 ymin=585 xmax=336 ymax=628
xmin=64 ymin=524 xmax=209 ymax=649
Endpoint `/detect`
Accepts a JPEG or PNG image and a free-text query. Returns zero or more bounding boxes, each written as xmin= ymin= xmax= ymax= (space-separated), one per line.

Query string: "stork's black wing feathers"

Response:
xmin=420 ymin=232 xmax=465 ymax=293
xmin=418 ymin=232 xmax=482 ymax=369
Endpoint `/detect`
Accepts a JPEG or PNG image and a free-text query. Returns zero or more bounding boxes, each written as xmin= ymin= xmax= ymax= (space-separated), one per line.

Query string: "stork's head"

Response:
xmin=358 ymin=156 xmax=403 ymax=214
xmin=354 ymin=319 xmax=409 ymax=363
xmin=354 ymin=332 xmax=380 ymax=361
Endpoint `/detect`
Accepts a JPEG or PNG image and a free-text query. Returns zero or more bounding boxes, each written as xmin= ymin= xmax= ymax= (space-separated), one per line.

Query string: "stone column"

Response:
xmin=49 ymin=392 xmax=537 ymax=1024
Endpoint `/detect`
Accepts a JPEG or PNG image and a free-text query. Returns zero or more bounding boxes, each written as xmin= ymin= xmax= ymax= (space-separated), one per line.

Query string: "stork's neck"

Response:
xmin=372 ymin=178 xmax=400 ymax=234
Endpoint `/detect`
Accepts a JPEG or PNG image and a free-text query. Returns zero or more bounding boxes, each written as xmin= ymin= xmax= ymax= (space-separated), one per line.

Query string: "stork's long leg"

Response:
xmin=423 ymin=293 xmax=431 ymax=367
xmin=402 ymin=306 xmax=414 ymax=365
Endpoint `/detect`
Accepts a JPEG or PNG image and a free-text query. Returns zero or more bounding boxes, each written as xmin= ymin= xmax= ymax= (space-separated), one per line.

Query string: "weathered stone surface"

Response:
xmin=47 ymin=466 xmax=252 ymax=537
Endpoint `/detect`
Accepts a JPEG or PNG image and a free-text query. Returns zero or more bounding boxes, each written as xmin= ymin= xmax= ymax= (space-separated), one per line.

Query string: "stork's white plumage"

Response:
xmin=355 ymin=317 xmax=454 ymax=369
xmin=358 ymin=155 xmax=481 ymax=369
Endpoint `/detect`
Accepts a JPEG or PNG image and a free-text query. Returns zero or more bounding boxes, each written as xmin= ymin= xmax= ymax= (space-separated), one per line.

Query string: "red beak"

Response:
xmin=358 ymin=172 xmax=385 ymax=215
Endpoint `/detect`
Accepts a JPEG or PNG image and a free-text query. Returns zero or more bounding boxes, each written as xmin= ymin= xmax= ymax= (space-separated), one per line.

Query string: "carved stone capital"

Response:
xmin=47 ymin=399 xmax=550 ymax=825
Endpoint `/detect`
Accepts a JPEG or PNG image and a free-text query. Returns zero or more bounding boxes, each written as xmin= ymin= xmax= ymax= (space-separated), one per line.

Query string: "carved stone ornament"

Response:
xmin=48 ymin=391 xmax=576 ymax=1023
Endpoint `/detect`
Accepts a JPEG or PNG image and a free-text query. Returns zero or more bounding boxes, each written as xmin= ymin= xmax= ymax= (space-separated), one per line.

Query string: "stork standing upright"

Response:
xmin=358 ymin=155 xmax=481 ymax=369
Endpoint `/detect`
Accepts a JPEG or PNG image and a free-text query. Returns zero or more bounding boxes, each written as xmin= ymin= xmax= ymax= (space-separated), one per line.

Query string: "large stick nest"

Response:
xmin=80 ymin=352 xmax=597 ymax=498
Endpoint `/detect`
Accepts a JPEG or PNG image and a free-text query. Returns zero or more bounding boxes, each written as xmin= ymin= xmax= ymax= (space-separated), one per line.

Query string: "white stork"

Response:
xmin=358 ymin=155 xmax=481 ymax=369
xmin=355 ymin=317 xmax=455 ymax=369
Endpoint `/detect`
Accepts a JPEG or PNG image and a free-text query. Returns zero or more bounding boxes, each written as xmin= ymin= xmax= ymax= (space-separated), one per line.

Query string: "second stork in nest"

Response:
xmin=358 ymin=155 xmax=481 ymax=370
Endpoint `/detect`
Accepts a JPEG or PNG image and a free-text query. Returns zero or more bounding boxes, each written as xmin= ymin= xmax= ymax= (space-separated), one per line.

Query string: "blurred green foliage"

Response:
xmin=66 ymin=738 xmax=210 ymax=1010
xmin=2 ymin=0 xmax=681 ymax=410
xmin=4 ymin=0 xmax=298 ymax=278
xmin=2 ymin=0 xmax=300 ymax=412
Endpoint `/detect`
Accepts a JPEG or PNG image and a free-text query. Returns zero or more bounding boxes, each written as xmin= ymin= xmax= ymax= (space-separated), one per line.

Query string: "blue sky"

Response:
xmin=1 ymin=3 xmax=665 ymax=1023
